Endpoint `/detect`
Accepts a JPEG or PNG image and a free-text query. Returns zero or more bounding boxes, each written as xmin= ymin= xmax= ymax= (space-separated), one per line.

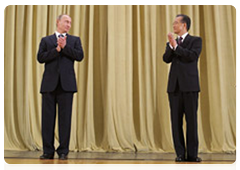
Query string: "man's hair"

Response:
xmin=57 ymin=14 xmax=70 ymax=21
xmin=176 ymin=14 xmax=191 ymax=31
xmin=56 ymin=14 xmax=70 ymax=26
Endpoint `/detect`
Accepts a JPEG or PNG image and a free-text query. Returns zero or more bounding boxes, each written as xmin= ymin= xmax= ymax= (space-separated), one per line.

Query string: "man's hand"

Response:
xmin=168 ymin=33 xmax=177 ymax=49
xmin=56 ymin=45 xmax=61 ymax=52
xmin=58 ymin=36 xmax=67 ymax=49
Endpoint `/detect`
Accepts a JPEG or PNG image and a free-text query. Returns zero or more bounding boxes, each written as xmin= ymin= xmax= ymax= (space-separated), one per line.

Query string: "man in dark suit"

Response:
xmin=37 ymin=14 xmax=84 ymax=160
xmin=163 ymin=14 xmax=202 ymax=162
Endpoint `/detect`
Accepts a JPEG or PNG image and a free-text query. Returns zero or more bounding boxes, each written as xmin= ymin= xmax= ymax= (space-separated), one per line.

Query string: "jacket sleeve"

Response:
xmin=163 ymin=42 xmax=176 ymax=63
xmin=174 ymin=37 xmax=202 ymax=62
xmin=61 ymin=37 xmax=84 ymax=62
xmin=37 ymin=38 xmax=59 ymax=64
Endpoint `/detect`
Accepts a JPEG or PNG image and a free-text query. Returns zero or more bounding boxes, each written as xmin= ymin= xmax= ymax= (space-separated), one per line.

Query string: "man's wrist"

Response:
xmin=56 ymin=46 xmax=61 ymax=52
xmin=174 ymin=44 xmax=178 ymax=50
xmin=169 ymin=43 xmax=178 ymax=51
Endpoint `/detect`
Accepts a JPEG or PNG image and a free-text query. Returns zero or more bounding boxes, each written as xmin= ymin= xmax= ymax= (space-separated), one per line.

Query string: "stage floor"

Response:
xmin=4 ymin=151 xmax=238 ymax=170
xmin=4 ymin=159 xmax=238 ymax=170
xmin=4 ymin=150 xmax=236 ymax=164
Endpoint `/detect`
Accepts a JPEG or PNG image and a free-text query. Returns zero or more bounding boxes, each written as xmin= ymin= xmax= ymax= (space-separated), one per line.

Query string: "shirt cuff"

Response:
xmin=169 ymin=43 xmax=178 ymax=51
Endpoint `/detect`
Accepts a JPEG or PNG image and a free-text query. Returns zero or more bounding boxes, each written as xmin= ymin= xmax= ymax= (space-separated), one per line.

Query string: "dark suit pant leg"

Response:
xmin=168 ymin=92 xmax=185 ymax=157
xmin=56 ymin=91 xmax=73 ymax=155
xmin=42 ymin=93 xmax=56 ymax=155
xmin=183 ymin=92 xmax=199 ymax=159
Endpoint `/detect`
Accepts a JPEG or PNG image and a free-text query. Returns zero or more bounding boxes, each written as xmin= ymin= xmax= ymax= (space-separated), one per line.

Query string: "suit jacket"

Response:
xmin=163 ymin=34 xmax=202 ymax=93
xmin=37 ymin=33 xmax=84 ymax=93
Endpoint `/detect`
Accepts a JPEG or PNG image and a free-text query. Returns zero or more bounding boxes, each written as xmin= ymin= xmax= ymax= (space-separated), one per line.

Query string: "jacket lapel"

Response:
xmin=66 ymin=34 xmax=71 ymax=45
xmin=181 ymin=34 xmax=191 ymax=48
xmin=49 ymin=34 xmax=57 ymax=47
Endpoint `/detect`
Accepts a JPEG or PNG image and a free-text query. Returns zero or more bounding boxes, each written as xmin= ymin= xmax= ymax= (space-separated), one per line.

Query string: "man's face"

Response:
xmin=57 ymin=15 xmax=72 ymax=33
xmin=173 ymin=16 xmax=185 ymax=34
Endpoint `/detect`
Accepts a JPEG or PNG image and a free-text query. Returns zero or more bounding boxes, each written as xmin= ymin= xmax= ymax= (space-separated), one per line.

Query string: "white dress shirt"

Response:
xmin=169 ymin=32 xmax=188 ymax=50
xmin=55 ymin=31 xmax=67 ymax=39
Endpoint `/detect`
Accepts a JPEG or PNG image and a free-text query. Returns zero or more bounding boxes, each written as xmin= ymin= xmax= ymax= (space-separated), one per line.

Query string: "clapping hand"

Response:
xmin=56 ymin=36 xmax=67 ymax=52
xmin=168 ymin=33 xmax=177 ymax=49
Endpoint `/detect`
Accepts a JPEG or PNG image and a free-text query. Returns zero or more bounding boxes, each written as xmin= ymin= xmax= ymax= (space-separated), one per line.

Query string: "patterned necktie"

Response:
xmin=178 ymin=36 xmax=183 ymax=45
xmin=58 ymin=34 xmax=64 ymax=38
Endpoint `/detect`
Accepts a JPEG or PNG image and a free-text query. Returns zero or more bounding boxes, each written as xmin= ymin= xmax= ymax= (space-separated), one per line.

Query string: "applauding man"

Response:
xmin=37 ymin=14 xmax=84 ymax=160
xmin=163 ymin=14 xmax=202 ymax=162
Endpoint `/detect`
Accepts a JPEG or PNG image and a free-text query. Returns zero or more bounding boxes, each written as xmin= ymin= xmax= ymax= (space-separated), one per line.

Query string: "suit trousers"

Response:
xmin=168 ymin=83 xmax=199 ymax=159
xmin=41 ymin=81 xmax=73 ymax=155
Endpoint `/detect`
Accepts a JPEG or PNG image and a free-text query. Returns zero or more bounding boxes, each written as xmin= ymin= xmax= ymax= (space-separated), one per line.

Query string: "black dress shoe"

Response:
xmin=175 ymin=155 xmax=185 ymax=162
xmin=40 ymin=154 xmax=54 ymax=159
xmin=59 ymin=154 xmax=68 ymax=160
xmin=187 ymin=157 xmax=202 ymax=162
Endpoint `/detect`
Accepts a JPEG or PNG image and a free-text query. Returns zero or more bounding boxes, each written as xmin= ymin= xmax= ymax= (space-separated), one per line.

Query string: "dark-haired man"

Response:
xmin=163 ymin=14 xmax=202 ymax=162
xmin=37 ymin=14 xmax=84 ymax=160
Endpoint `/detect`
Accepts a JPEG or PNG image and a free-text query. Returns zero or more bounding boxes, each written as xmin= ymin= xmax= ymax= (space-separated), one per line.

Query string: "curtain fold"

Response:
xmin=4 ymin=5 xmax=236 ymax=153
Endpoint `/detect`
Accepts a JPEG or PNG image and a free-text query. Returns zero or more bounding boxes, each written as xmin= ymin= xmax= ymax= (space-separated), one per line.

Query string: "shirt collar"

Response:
xmin=55 ymin=31 xmax=67 ymax=38
xmin=178 ymin=32 xmax=188 ymax=42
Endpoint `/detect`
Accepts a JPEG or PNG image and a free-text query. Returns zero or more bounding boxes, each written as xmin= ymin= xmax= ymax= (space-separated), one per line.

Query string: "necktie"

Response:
xmin=178 ymin=36 xmax=183 ymax=45
xmin=58 ymin=34 xmax=64 ymax=38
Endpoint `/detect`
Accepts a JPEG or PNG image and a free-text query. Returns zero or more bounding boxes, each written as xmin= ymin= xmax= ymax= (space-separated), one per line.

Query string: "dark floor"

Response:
xmin=4 ymin=150 xmax=236 ymax=161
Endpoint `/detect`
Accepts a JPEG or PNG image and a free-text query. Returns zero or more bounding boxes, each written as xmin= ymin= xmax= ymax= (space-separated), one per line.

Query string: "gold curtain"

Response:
xmin=4 ymin=5 xmax=236 ymax=153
